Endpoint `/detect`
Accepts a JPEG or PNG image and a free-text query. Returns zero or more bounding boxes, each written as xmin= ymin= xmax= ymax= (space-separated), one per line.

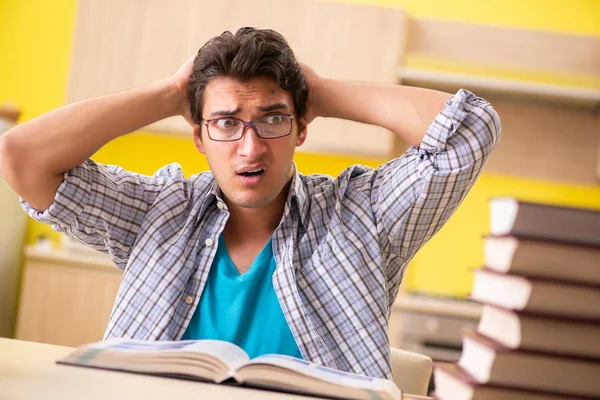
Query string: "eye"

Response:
xmin=215 ymin=118 xmax=240 ymax=130
xmin=263 ymin=114 xmax=289 ymax=125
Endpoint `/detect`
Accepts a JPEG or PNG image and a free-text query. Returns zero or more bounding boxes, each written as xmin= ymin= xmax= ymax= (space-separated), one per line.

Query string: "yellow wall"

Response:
xmin=2 ymin=0 xmax=599 ymax=297
xmin=0 ymin=0 xmax=79 ymax=245
xmin=0 ymin=0 xmax=77 ymax=122
xmin=406 ymin=176 xmax=600 ymax=296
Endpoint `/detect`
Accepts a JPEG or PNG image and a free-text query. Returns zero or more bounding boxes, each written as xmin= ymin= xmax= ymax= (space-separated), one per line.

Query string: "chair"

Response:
xmin=390 ymin=347 xmax=433 ymax=396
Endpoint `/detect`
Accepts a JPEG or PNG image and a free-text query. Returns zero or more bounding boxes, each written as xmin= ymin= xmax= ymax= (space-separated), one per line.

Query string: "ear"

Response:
xmin=192 ymin=125 xmax=206 ymax=154
xmin=295 ymin=118 xmax=308 ymax=147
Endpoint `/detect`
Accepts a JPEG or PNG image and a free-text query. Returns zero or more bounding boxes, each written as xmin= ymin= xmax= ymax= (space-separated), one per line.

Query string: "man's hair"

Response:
xmin=188 ymin=27 xmax=308 ymax=127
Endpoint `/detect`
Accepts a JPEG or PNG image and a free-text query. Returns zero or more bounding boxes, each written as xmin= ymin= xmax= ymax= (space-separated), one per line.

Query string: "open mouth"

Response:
xmin=238 ymin=169 xmax=265 ymax=177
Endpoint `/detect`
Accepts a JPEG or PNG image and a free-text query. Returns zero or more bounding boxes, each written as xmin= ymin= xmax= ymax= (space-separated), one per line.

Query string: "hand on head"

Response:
xmin=298 ymin=62 xmax=321 ymax=125
xmin=170 ymin=54 xmax=196 ymax=127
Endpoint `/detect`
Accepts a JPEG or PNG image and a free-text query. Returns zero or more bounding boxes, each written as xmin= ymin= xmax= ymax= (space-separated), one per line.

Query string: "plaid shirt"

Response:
xmin=23 ymin=89 xmax=500 ymax=379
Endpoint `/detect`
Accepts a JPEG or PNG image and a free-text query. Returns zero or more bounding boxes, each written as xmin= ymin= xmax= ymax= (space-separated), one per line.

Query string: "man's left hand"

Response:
xmin=300 ymin=62 xmax=321 ymax=125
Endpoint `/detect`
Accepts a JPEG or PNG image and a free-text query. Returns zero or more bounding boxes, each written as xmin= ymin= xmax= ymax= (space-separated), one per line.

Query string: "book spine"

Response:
xmin=433 ymin=363 xmax=596 ymax=399
xmin=463 ymin=328 xmax=600 ymax=363
xmin=478 ymin=267 xmax=600 ymax=290
xmin=484 ymin=234 xmax=600 ymax=250
xmin=478 ymin=303 xmax=600 ymax=325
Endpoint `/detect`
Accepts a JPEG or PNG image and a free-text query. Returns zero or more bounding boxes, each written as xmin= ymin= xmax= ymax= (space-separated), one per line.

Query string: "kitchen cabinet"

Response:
xmin=67 ymin=0 xmax=406 ymax=158
xmin=14 ymin=247 xmax=121 ymax=347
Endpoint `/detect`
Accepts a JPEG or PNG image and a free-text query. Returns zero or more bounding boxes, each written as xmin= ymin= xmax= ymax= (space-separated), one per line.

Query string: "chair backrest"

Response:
xmin=390 ymin=347 xmax=433 ymax=396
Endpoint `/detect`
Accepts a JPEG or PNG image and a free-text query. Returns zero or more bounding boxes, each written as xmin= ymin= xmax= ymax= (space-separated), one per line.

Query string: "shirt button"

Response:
xmin=217 ymin=202 xmax=225 ymax=210
xmin=184 ymin=296 xmax=193 ymax=305
xmin=205 ymin=238 xmax=214 ymax=247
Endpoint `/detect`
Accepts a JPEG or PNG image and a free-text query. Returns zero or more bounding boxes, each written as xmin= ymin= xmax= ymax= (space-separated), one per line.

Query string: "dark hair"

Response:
xmin=189 ymin=27 xmax=308 ymax=128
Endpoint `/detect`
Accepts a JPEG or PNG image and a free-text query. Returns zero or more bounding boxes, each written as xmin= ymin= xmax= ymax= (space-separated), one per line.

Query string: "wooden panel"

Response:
xmin=390 ymin=96 xmax=600 ymax=184
xmin=483 ymin=97 xmax=600 ymax=184
xmin=15 ymin=261 xmax=122 ymax=347
xmin=68 ymin=0 xmax=406 ymax=157
xmin=400 ymin=69 xmax=600 ymax=109
xmin=407 ymin=18 xmax=600 ymax=77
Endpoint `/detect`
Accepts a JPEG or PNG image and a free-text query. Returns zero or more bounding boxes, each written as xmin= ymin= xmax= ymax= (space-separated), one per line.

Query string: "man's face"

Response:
xmin=193 ymin=76 xmax=307 ymax=209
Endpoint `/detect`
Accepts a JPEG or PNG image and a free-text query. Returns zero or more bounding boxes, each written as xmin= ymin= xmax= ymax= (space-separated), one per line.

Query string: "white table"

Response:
xmin=0 ymin=338 xmax=429 ymax=400
xmin=0 ymin=338 xmax=324 ymax=399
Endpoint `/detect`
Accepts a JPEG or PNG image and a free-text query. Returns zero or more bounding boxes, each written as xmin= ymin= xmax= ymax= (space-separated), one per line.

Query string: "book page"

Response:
xmin=239 ymin=354 xmax=396 ymax=392
xmin=88 ymin=339 xmax=250 ymax=370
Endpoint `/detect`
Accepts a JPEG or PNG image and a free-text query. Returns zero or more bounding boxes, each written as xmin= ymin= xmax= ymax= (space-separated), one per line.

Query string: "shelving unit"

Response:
xmin=395 ymin=17 xmax=600 ymax=183
xmin=400 ymin=67 xmax=600 ymax=109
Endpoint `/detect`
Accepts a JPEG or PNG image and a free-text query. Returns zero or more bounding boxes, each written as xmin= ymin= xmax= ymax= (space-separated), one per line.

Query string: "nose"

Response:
xmin=237 ymin=125 xmax=267 ymax=159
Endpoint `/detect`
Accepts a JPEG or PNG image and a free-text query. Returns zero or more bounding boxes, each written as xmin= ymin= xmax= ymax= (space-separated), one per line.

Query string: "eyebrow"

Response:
xmin=208 ymin=103 xmax=290 ymax=118
xmin=258 ymin=103 xmax=290 ymax=112
xmin=209 ymin=107 xmax=241 ymax=117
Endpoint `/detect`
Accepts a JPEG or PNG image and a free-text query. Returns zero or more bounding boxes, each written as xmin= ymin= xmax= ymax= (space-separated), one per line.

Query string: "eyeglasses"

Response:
xmin=201 ymin=114 xmax=295 ymax=142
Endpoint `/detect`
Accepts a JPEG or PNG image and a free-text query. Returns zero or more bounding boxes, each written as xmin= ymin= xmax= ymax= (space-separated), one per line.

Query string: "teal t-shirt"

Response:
xmin=181 ymin=234 xmax=302 ymax=359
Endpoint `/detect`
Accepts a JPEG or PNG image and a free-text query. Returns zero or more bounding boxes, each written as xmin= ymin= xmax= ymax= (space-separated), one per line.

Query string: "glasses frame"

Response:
xmin=201 ymin=113 xmax=296 ymax=142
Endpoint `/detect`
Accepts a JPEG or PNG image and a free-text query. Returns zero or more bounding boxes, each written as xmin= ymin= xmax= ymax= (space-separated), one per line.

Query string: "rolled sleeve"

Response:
xmin=22 ymin=161 xmax=94 ymax=228
xmin=21 ymin=159 xmax=188 ymax=269
xmin=419 ymin=89 xmax=500 ymax=170
xmin=373 ymin=89 xmax=501 ymax=271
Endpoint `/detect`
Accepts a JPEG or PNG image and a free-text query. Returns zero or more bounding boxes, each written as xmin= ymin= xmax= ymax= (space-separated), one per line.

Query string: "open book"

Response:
xmin=58 ymin=338 xmax=402 ymax=400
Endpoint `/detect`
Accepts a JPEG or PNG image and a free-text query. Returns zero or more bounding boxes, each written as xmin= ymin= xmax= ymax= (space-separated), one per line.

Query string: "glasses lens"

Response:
xmin=209 ymin=118 xmax=242 ymax=141
xmin=256 ymin=114 xmax=292 ymax=138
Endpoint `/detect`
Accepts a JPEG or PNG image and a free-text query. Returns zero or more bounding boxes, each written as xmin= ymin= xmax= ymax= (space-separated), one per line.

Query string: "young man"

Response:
xmin=0 ymin=28 xmax=500 ymax=378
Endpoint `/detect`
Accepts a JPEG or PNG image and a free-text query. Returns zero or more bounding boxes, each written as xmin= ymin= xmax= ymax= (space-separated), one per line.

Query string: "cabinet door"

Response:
xmin=15 ymin=261 xmax=121 ymax=347
xmin=0 ymin=181 xmax=27 ymax=338
xmin=68 ymin=0 xmax=406 ymax=157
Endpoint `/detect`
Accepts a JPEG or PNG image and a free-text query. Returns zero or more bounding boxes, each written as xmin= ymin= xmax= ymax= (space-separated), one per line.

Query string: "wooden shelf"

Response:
xmin=393 ymin=294 xmax=482 ymax=320
xmin=24 ymin=245 xmax=116 ymax=272
xmin=403 ymin=17 xmax=600 ymax=110
xmin=399 ymin=67 xmax=600 ymax=109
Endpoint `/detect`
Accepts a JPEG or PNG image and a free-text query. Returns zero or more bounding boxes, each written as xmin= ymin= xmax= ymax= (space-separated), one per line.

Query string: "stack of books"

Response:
xmin=434 ymin=197 xmax=600 ymax=400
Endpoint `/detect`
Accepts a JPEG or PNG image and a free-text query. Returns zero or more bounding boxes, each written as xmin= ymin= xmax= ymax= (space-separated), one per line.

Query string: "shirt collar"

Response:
xmin=206 ymin=179 xmax=221 ymax=201
xmin=287 ymin=163 xmax=310 ymax=231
